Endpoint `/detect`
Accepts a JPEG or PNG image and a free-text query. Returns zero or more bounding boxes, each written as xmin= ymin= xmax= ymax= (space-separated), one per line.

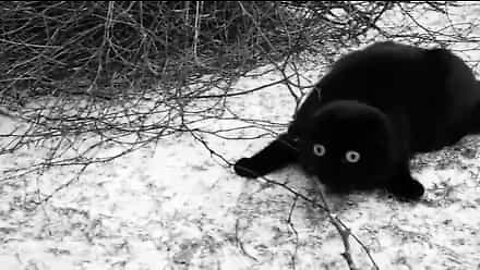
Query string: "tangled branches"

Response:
xmin=1 ymin=1 xmax=479 ymax=268
xmin=0 ymin=1 xmax=396 ymax=102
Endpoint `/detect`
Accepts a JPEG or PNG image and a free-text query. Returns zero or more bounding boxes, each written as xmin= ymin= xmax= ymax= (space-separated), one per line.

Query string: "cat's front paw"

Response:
xmin=386 ymin=178 xmax=425 ymax=201
xmin=234 ymin=158 xmax=260 ymax=178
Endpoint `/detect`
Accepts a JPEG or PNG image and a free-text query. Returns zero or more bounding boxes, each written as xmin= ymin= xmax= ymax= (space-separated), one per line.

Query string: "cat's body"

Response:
xmin=234 ymin=41 xmax=480 ymax=200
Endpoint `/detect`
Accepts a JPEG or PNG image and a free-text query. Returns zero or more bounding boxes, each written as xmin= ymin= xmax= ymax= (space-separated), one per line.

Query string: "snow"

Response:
xmin=1 ymin=3 xmax=480 ymax=270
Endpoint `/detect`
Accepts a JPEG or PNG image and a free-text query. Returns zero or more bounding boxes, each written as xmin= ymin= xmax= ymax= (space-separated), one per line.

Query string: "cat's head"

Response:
xmin=299 ymin=100 xmax=398 ymax=193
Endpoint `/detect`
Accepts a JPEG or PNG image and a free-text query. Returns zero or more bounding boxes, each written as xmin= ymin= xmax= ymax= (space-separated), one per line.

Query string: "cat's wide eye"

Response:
xmin=313 ymin=144 xmax=326 ymax=157
xmin=345 ymin=151 xmax=361 ymax=163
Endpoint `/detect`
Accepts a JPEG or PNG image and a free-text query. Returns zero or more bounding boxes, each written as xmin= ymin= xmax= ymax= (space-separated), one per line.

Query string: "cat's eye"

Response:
xmin=313 ymin=144 xmax=326 ymax=157
xmin=345 ymin=151 xmax=361 ymax=163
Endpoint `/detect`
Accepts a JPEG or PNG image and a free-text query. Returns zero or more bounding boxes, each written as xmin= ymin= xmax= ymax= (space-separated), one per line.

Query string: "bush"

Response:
xmin=0 ymin=1 xmax=396 ymax=103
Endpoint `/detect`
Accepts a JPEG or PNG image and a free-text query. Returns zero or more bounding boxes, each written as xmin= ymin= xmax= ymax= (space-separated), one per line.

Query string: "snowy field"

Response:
xmin=1 ymin=3 xmax=480 ymax=270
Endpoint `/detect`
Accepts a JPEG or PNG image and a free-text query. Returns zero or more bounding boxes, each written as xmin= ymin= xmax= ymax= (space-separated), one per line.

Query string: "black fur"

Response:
xmin=234 ymin=41 xmax=480 ymax=200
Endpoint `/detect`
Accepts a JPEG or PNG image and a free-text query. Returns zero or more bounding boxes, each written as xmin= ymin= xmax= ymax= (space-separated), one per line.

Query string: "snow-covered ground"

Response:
xmin=1 ymin=3 xmax=480 ymax=270
xmin=1 ymin=65 xmax=479 ymax=269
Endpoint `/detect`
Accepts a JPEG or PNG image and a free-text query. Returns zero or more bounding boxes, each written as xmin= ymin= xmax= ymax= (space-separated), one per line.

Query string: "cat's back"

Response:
xmin=292 ymin=41 xmax=480 ymax=152
xmin=291 ymin=42 xmax=432 ymax=136
xmin=315 ymin=41 xmax=480 ymax=152
xmin=318 ymin=41 xmax=433 ymax=109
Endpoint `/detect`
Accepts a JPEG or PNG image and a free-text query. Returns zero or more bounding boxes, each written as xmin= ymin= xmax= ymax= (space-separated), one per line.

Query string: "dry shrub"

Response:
xmin=0 ymin=1 xmax=395 ymax=103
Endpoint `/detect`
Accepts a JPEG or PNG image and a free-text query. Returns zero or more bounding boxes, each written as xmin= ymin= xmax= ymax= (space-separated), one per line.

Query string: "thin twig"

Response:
xmin=287 ymin=195 xmax=300 ymax=270
xmin=235 ymin=219 xmax=259 ymax=262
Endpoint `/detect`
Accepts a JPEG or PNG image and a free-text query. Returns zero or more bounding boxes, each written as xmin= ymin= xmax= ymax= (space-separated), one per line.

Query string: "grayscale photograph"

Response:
xmin=0 ymin=1 xmax=479 ymax=269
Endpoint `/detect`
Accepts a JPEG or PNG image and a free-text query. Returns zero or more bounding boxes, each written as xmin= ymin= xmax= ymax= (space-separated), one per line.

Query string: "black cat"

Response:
xmin=234 ymin=41 xmax=480 ymax=200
